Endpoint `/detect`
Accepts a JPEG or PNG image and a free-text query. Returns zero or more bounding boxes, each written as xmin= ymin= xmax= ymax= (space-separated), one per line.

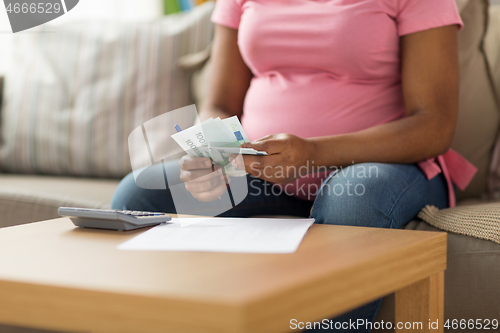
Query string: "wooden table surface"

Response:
xmin=0 ymin=218 xmax=446 ymax=333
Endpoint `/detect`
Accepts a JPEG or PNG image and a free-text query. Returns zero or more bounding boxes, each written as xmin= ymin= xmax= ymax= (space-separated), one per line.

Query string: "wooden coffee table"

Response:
xmin=0 ymin=218 xmax=446 ymax=333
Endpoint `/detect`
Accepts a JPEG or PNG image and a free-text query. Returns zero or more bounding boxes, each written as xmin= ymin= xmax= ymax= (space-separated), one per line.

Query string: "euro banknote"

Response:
xmin=171 ymin=116 xmax=261 ymax=176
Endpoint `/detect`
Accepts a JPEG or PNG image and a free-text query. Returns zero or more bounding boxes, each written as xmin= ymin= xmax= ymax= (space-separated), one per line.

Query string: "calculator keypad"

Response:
xmin=117 ymin=210 xmax=164 ymax=217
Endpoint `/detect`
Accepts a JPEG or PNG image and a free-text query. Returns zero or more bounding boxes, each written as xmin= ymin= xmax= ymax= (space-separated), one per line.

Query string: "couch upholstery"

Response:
xmin=0 ymin=175 xmax=119 ymax=229
xmin=451 ymin=0 xmax=500 ymax=200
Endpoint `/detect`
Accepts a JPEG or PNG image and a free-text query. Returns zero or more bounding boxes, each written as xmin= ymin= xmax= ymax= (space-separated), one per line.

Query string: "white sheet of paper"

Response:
xmin=118 ymin=218 xmax=315 ymax=253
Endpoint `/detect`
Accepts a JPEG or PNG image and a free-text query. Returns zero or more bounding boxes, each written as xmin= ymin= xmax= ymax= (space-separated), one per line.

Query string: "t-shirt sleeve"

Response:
xmin=397 ymin=0 xmax=463 ymax=36
xmin=211 ymin=0 xmax=242 ymax=30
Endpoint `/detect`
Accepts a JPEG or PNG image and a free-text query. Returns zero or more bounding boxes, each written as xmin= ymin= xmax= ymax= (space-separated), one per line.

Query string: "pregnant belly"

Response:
xmin=241 ymin=74 xmax=405 ymax=141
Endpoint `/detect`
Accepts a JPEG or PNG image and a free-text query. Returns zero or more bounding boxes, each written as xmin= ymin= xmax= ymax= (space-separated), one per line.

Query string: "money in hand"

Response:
xmin=171 ymin=116 xmax=261 ymax=177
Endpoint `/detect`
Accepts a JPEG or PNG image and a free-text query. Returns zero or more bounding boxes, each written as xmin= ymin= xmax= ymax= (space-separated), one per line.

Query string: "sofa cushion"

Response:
xmin=0 ymin=175 xmax=119 ymax=228
xmin=485 ymin=6 xmax=500 ymax=198
xmin=485 ymin=6 xmax=500 ymax=102
xmin=0 ymin=3 xmax=214 ymax=178
xmin=450 ymin=0 xmax=499 ymax=201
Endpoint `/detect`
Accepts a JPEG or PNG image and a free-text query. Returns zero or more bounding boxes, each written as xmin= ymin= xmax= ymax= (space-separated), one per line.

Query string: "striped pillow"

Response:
xmin=0 ymin=2 xmax=214 ymax=178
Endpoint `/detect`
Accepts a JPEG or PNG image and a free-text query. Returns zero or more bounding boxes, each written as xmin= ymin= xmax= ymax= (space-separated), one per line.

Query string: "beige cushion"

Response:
xmin=485 ymin=6 xmax=500 ymax=198
xmin=485 ymin=6 xmax=500 ymax=102
xmin=191 ymin=57 xmax=213 ymax=110
xmin=178 ymin=43 xmax=213 ymax=108
xmin=451 ymin=0 xmax=499 ymax=201
xmin=0 ymin=175 xmax=119 ymax=229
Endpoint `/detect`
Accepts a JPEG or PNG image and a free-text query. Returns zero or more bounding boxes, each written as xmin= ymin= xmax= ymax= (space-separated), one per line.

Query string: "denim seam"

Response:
xmin=386 ymin=172 xmax=425 ymax=229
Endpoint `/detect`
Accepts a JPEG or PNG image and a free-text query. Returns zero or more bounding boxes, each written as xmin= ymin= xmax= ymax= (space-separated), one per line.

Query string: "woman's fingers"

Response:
xmin=192 ymin=178 xmax=231 ymax=202
xmin=230 ymin=154 xmax=245 ymax=169
xmin=179 ymin=155 xmax=232 ymax=201
xmin=180 ymin=165 xmax=222 ymax=183
xmin=179 ymin=155 xmax=212 ymax=171
xmin=241 ymin=134 xmax=287 ymax=154
xmin=184 ymin=174 xmax=228 ymax=194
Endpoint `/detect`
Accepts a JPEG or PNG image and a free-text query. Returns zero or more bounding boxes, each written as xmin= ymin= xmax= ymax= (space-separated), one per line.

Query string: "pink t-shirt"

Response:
xmin=212 ymin=0 xmax=476 ymax=206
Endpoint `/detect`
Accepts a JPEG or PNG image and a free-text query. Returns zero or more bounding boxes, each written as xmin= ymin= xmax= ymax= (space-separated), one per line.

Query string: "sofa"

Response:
xmin=0 ymin=1 xmax=499 ymax=332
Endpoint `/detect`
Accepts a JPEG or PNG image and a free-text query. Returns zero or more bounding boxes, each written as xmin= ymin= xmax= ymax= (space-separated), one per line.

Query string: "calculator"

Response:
xmin=58 ymin=207 xmax=172 ymax=231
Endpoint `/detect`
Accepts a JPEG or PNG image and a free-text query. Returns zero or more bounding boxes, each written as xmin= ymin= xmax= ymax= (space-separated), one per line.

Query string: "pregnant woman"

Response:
xmin=112 ymin=0 xmax=477 ymax=330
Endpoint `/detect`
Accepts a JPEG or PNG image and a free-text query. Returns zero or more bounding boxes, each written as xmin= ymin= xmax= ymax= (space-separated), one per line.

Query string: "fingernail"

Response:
xmin=205 ymin=160 xmax=212 ymax=167
xmin=218 ymin=169 xmax=222 ymax=174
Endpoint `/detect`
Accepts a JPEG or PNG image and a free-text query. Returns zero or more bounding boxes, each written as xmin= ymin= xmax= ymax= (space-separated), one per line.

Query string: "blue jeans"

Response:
xmin=111 ymin=162 xmax=448 ymax=332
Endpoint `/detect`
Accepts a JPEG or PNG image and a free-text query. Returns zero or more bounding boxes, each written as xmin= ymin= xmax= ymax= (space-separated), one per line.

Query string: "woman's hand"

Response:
xmin=231 ymin=134 xmax=315 ymax=184
xmin=179 ymin=156 xmax=230 ymax=202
